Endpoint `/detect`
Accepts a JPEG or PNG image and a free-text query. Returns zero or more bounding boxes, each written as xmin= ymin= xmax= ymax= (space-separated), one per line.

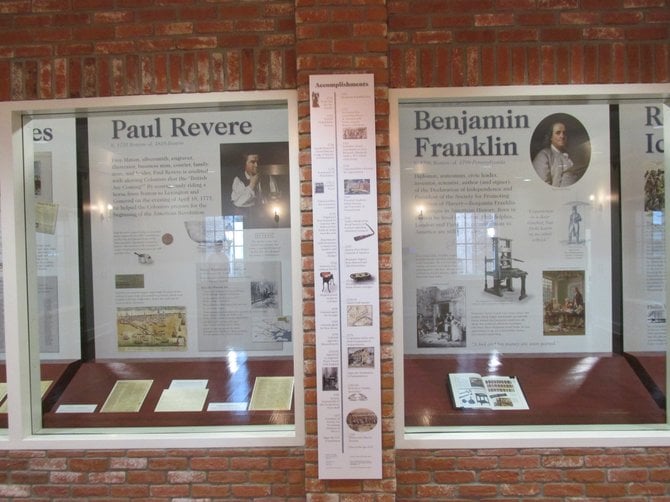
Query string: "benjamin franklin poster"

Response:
xmin=396 ymin=102 xmax=612 ymax=354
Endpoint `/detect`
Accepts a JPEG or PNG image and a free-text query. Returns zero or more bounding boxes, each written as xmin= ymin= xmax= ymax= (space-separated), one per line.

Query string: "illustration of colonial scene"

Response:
xmin=117 ymin=306 xmax=187 ymax=350
xmin=348 ymin=346 xmax=374 ymax=368
xmin=416 ymin=286 xmax=467 ymax=348
xmin=542 ymin=270 xmax=585 ymax=336
xmin=644 ymin=167 xmax=664 ymax=212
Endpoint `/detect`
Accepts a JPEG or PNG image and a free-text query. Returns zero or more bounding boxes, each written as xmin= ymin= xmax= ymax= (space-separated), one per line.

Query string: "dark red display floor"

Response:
xmin=404 ymin=352 xmax=666 ymax=427
xmin=0 ymin=353 xmax=663 ymax=430
xmin=1 ymin=357 xmax=294 ymax=429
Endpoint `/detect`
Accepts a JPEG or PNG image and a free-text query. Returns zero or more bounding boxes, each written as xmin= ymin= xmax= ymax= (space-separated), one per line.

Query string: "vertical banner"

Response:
xmin=310 ymin=74 xmax=382 ymax=479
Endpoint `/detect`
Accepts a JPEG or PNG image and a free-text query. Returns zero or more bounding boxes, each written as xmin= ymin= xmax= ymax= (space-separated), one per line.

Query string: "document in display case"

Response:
xmin=448 ymin=373 xmax=529 ymax=410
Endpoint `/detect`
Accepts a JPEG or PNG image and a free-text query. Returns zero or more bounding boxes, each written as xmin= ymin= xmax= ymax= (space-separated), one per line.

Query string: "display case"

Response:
xmin=0 ymin=91 xmax=303 ymax=448
xmin=390 ymin=85 xmax=670 ymax=448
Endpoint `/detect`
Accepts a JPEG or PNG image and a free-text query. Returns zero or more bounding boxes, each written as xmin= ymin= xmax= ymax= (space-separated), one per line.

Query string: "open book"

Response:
xmin=448 ymin=373 xmax=529 ymax=410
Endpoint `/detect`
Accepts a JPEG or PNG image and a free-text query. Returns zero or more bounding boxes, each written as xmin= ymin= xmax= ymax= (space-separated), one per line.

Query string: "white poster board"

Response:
xmin=396 ymin=101 xmax=613 ymax=354
xmin=17 ymin=117 xmax=81 ymax=359
xmin=87 ymin=103 xmax=295 ymax=358
xmin=621 ymin=103 xmax=666 ymax=351
xmin=310 ymin=74 xmax=382 ymax=479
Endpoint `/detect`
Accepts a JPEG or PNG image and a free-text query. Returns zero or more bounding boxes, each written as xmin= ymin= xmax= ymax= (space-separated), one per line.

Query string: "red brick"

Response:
xmin=68 ymin=458 xmax=109 ymax=472
xmin=626 ymin=26 xmax=669 ymax=40
xmin=72 ymin=25 xmax=115 ymax=40
xmin=497 ymin=45 xmax=512 ymax=85
xmin=180 ymin=5 xmax=219 ymax=21
xmin=54 ymin=12 xmax=90 ymax=25
xmin=93 ymin=10 xmax=132 ymax=23
xmin=0 ymin=60 xmax=11 ymax=101
xmin=71 ymin=484 xmax=109 ymax=497
xmin=585 ymin=27 xmax=625 ymax=40
xmin=629 ymin=482 xmax=666 ymax=495
xmin=0 ymin=1 xmax=31 ymax=15
xmin=458 ymin=456 xmax=498 ymax=470
xmin=553 ymin=44 xmax=568 ymax=83
xmin=110 ymin=484 xmax=150 ymax=497
xmin=191 ymin=484 xmax=232 ymax=497
xmin=433 ymin=470 xmax=476 ymax=483
xmin=397 ymin=470 xmax=431 ymax=484
xmin=544 ymin=483 xmax=584 ymax=497
xmin=655 ymin=44 xmax=669 ymax=81
xmin=72 ymin=0 xmax=115 ymax=8
xmin=518 ymin=12 xmax=556 ymax=25
xmin=500 ymin=483 xmax=543 ymax=497
xmin=475 ymin=13 xmax=515 ymax=26
xmin=32 ymin=0 xmax=62 ymax=12
xmin=541 ymin=27 xmax=582 ymax=41
xmin=603 ymin=11 xmax=644 ymax=24
xmin=624 ymin=0 xmax=666 ymax=5
xmin=455 ymin=29 xmax=497 ymax=43
xmin=586 ymin=482 xmax=627 ymax=497
xmin=627 ymin=453 xmax=668 ymax=467
xmin=32 ymin=484 xmax=69 ymax=497
xmin=458 ymin=484 xmax=498 ymax=498
xmin=231 ymin=484 xmax=272 ymax=498
xmin=136 ymin=8 xmax=177 ymax=23
xmin=480 ymin=469 xmax=521 ymax=483
xmin=156 ymin=22 xmax=193 ymax=36
xmin=584 ymin=45 xmax=600 ymax=83
xmin=127 ymin=470 xmax=166 ymax=484
xmin=150 ymin=484 xmax=190 ymax=497
xmin=640 ymin=43 xmax=655 ymax=81
xmin=115 ymin=23 xmax=153 ymax=39
xmin=566 ymin=468 xmax=606 ymax=482
xmin=561 ymin=11 xmax=601 ymax=24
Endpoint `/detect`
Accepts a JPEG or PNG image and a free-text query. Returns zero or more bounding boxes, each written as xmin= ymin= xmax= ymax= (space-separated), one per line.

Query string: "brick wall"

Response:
xmin=0 ymin=448 xmax=305 ymax=499
xmin=397 ymin=448 xmax=670 ymax=499
xmin=1 ymin=0 xmax=669 ymax=500
xmin=387 ymin=0 xmax=669 ymax=86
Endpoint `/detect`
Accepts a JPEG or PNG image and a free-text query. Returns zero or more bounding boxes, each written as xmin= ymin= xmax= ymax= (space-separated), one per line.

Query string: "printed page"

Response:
xmin=100 ymin=380 xmax=153 ymax=413
xmin=448 ymin=373 xmax=490 ymax=409
xmin=482 ymin=376 xmax=529 ymax=410
xmin=248 ymin=376 xmax=294 ymax=410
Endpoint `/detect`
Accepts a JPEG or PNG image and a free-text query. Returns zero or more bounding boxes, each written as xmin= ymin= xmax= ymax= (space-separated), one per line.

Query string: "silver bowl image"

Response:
xmin=184 ymin=218 xmax=229 ymax=251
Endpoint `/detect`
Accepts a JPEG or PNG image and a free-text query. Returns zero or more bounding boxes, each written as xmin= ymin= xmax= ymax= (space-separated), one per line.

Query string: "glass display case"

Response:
xmin=0 ymin=91 xmax=303 ymax=447
xmin=390 ymin=85 xmax=670 ymax=447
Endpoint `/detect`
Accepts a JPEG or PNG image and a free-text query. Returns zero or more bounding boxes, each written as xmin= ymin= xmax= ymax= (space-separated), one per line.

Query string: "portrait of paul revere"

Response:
xmin=220 ymin=142 xmax=291 ymax=229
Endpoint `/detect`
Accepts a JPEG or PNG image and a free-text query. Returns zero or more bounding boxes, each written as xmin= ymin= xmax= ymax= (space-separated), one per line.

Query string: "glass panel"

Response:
xmin=397 ymin=97 xmax=667 ymax=432
xmin=620 ymin=103 xmax=667 ymax=417
xmin=27 ymin=117 xmax=82 ymax=427
xmin=23 ymin=102 xmax=298 ymax=433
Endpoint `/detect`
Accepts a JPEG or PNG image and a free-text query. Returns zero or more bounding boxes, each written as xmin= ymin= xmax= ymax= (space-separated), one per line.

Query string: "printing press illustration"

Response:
xmin=484 ymin=237 xmax=528 ymax=301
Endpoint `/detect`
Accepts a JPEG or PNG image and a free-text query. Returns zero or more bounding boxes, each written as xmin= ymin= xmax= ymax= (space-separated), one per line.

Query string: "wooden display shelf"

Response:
xmin=404 ymin=353 xmax=666 ymax=427
xmin=0 ymin=357 xmax=294 ymax=430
